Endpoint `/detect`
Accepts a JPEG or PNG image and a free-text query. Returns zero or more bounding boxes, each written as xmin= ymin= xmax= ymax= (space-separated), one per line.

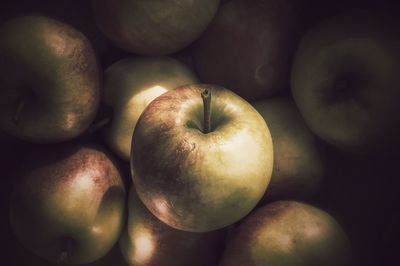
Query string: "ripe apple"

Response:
xmin=194 ymin=0 xmax=300 ymax=101
xmin=131 ymin=84 xmax=273 ymax=232
xmin=252 ymin=99 xmax=325 ymax=201
xmin=9 ymin=143 xmax=126 ymax=265
xmin=219 ymin=201 xmax=353 ymax=266
xmin=91 ymin=0 xmax=220 ymax=55
xmin=0 ymin=15 xmax=100 ymax=143
xmin=120 ymin=187 xmax=225 ymax=266
xmin=291 ymin=11 xmax=400 ymax=152
xmin=103 ymin=56 xmax=198 ymax=161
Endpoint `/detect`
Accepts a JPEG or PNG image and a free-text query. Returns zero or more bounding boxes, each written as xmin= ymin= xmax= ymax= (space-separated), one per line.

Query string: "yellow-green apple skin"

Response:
xmin=194 ymin=0 xmax=299 ymax=101
xmin=0 ymin=15 xmax=100 ymax=142
xmin=9 ymin=144 xmax=126 ymax=265
xmin=103 ymin=56 xmax=198 ymax=161
xmin=91 ymin=0 xmax=220 ymax=55
xmin=219 ymin=201 xmax=352 ymax=266
xmin=291 ymin=11 xmax=400 ymax=152
xmin=131 ymin=84 xmax=273 ymax=232
xmin=252 ymin=99 xmax=324 ymax=201
xmin=120 ymin=187 xmax=225 ymax=266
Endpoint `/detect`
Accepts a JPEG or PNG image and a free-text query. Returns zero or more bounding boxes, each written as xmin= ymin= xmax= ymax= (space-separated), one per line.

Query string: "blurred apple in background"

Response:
xmin=194 ymin=0 xmax=300 ymax=101
xmin=91 ymin=0 xmax=220 ymax=55
xmin=9 ymin=143 xmax=126 ymax=264
xmin=220 ymin=201 xmax=352 ymax=266
xmin=252 ymin=99 xmax=325 ymax=201
xmin=0 ymin=15 xmax=101 ymax=143
xmin=0 ymin=0 xmax=109 ymax=53
xmin=291 ymin=11 xmax=400 ymax=152
xmin=120 ymin=187 xmax=225 ymax=266
xmin=102 ymin=56 xmax=198 ymax=161
xmin=131 ymin=84 xmax=273 ymax=232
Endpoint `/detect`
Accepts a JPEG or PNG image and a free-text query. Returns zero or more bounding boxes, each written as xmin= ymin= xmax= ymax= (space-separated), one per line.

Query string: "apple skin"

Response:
xmin=120 ymin=187 xmax=225 ymax=266
xmin=252 ymin=99 xmax=325 ymax=201
xmin=291 ymin=11 xmax=400 ymax=152
xmin=0 ymin=15 xmax=100 ymax=143
xmin=91 ymin=0 xmax=220 ymax=55
xmin=9 ymin=143 xmax=126 ymax=265
xmin=194 ymin=0 xmax=300 ymax=101
xmin=131 ymin=84 xmax=273 ymax=232
xmin=219 ymin=201 xmax=352 ymax=266
xmin=103 ymin=56 xmax=198 ymax=161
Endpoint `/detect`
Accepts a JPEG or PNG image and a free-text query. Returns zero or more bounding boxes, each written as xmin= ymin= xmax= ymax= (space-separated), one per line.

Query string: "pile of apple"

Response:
xmin=1 ymin=0 xmax=399 ymax=266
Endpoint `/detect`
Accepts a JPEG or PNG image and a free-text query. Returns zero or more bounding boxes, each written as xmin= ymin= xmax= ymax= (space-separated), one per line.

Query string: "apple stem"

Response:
xmin=86 ymin=117 xmax=111 ymax=135
xmin=201 ymin=89 xmax=212 ymax=134
xmin=12 ymin=99 xmax=25 ymax=124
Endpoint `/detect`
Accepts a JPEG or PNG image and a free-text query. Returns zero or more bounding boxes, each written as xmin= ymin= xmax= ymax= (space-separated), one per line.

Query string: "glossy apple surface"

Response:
xmin=0 ymin=15 xmax=100 ymax=143
xmin=103 ymin=56 xmax=198 ymax=161
xmin=291 ymin=11 xmax=400 ymax=151
xmin=220 ymin=201 xmax=352 ymax=266
xmin=120 ymin=187 xmax=225 ymax=266
xmin=252 ymin=99 xmax=324 ymax=201
xmin=194 ymin=0 xmax=299 ymax=101
xmin=92 ymin=0 xmax=219 ymax=55
xmin=9 ymin=143 xmax=126 ymax=264
xmin=131 ymin=84 xmax=273 ymax=232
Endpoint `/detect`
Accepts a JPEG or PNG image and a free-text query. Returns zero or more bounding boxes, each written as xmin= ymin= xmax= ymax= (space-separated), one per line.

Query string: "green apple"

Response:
xmin=9 ymin=143 xmax=126 ymax=265
xmin=291 ymin=11 xmax=400 ymax=152
xmin=0 ymin=15 xmax=100 ymax=143
xmin=120 ymin=186 xmax=225 ymax=266
xmin=194 ymin=0 xmax=299 ymax=101
xmin=91 ymin=0 xmax=220 ymax=55
xmin=220 ymin=201 xmax=352 ymax=266
xmin=131 ymin=84 xmax=273 ymax=232
xmin=103 ymin=56 xmax=198 ymax=161
xmin=252 ymin=99 xmax=325 ymax=201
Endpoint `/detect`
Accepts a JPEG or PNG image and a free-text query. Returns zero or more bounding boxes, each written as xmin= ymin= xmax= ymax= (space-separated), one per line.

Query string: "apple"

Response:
xmin=219 ymin=201 xmax=353 ymax=266
xmin=120 ymin=186 xmax=225 ymax=266
xmin=91 ymin=0 xmax=220 ymax=55
xmin=252 ymin=98 xmax=325 ymax=201
xmin=103 ymin=56 xmax=198 ymax=161
xmin=291 ymin=11 xmax=400 ymax=152
xmin=0 ymin=15 xmax=100 ymax=143
xmin=131 ymin=84 xmax=273 ymax=232
xmin=193 ymin=0 xmax=300 ymax=101
xmin=9 ymin=143 xmax=126 ymax=265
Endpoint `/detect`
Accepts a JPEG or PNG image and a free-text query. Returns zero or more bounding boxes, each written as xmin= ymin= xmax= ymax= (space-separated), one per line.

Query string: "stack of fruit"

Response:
xmin=1 ymin=0 xmax=399 ymax=265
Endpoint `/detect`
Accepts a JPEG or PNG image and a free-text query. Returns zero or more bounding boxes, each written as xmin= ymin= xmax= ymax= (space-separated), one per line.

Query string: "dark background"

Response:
xmin=1 ymin=1 xmax=400 ymax=265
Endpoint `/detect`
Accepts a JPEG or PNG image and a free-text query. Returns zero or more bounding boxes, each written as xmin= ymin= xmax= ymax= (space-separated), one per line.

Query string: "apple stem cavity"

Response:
xmin=201 ymin=89 xmax=212 ymax=134
xmin=12 ymin=99 xmax=26 ymax=124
